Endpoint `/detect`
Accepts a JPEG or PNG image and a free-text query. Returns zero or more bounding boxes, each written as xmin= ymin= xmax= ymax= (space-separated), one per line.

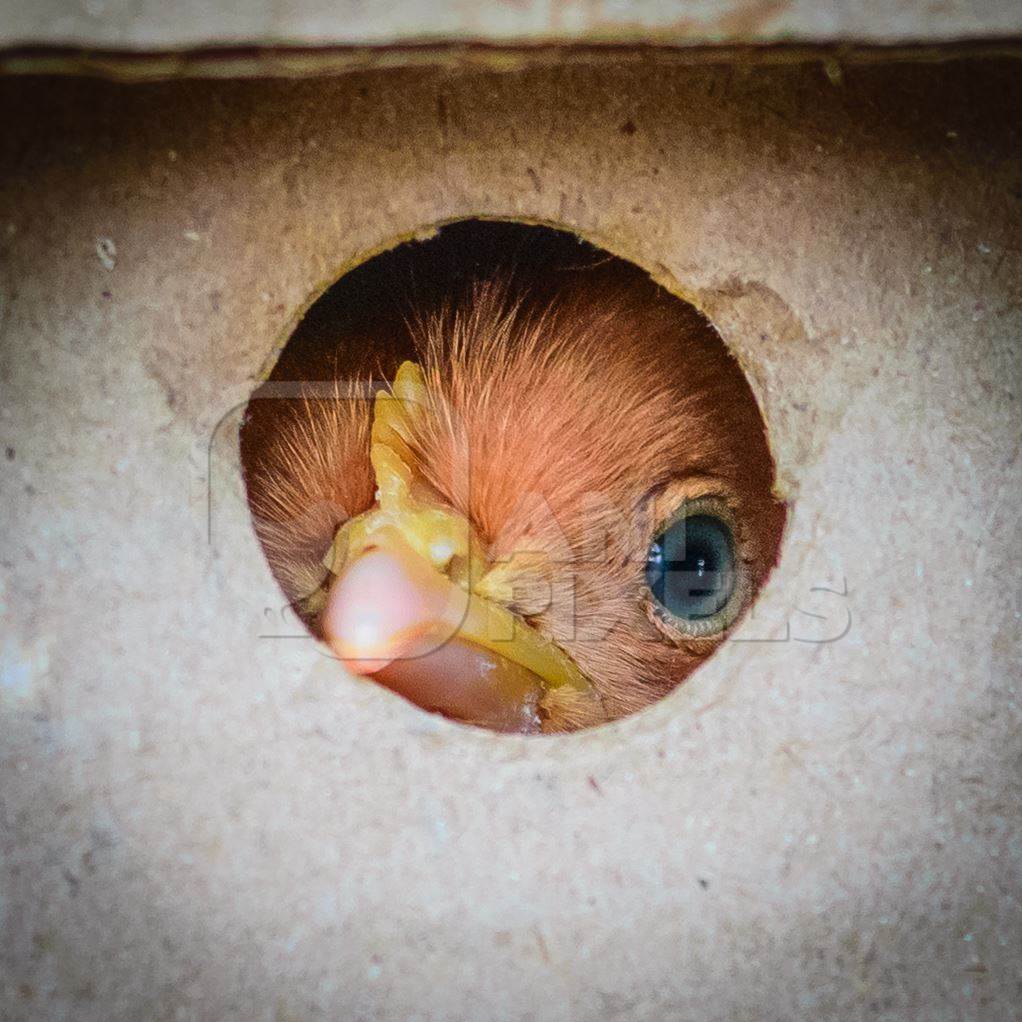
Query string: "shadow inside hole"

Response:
xmin=242 ymin=220 xmax=722 ymax=467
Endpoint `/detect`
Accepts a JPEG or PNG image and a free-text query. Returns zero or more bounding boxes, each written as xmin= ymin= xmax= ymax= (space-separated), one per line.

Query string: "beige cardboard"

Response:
xmin=2 ymin=0 xmax=1022 ymax=49
xmin=0 ymin=58 xmax=1020 ymax=1020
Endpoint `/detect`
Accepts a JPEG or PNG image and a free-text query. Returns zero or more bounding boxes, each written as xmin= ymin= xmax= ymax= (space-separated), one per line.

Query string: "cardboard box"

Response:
xmin=1 ymin=19 xmax=1019 ymax=1022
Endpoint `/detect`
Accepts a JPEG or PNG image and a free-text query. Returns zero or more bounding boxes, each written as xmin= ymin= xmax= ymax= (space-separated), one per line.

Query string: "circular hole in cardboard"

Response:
xmin=241 ymin=219 xmax=785 ymax=734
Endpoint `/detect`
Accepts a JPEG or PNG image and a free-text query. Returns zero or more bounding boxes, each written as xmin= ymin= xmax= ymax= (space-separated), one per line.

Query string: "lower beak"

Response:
xmin=321 ymin=546 xmax=552 ymax=733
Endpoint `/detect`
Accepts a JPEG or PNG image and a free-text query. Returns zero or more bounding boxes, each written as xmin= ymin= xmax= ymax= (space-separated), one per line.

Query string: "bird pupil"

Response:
xmin=646 ymin=514 xmax=735 ymax=621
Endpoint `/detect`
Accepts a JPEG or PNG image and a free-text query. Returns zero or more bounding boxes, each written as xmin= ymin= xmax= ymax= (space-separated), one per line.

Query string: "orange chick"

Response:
xmin=245 ymin=229 xmax=784 ymax=733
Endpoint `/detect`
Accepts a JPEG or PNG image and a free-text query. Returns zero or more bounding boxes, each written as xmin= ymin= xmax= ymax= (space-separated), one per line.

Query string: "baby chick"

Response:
xmin=245 ymin=226 xmax=784 ymax=733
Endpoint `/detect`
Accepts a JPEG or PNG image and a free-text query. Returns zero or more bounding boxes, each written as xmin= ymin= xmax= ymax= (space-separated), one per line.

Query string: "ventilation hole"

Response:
xmin=241 ymin=220 xmax=785 ymax=735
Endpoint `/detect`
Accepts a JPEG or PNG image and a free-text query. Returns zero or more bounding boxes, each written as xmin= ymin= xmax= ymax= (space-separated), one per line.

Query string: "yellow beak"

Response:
xmin=315 ymin=362 xmax=594 ymax=732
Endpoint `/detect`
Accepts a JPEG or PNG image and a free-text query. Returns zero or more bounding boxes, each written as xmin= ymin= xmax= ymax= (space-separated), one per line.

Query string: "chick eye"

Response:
xmin=646 ymin=511 xmax=739 ymax=636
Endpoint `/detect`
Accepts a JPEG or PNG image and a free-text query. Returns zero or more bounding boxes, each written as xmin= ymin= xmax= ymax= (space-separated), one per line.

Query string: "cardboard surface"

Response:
xmin=2 ymin=0 xmax=1022 ymax=50
xmin=1 ymin=60 xmax=1020 ymax=1020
